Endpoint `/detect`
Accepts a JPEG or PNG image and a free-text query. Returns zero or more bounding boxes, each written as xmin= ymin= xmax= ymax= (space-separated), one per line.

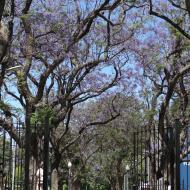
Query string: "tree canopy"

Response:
xmin=1 ymin=0 xmax=190 ymax=189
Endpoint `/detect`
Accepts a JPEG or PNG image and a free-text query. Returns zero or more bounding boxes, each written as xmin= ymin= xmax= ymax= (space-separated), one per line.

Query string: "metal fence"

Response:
xmin=0 ymin=121 xmax=25 ymax=190
xmin=0 ymin=119 xmax=53 ymax=190
xmin=1 ymin=117 xmax=190 ymax=190
xmin=129 ymin=123 xmax=190 ymax=190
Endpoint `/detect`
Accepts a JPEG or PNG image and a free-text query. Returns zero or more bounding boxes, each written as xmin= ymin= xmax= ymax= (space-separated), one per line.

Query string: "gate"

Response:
xmin=130 ymin=123 xmax=190 ymax=190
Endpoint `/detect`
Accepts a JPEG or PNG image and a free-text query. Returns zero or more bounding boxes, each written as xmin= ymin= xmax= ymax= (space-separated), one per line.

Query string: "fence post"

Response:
xmin=24 ymin=115 xmax=31 ymax=190
xmin=43 ymin=116 xmax=50 ymax=190
xmin=175 ymin=119 xmax=180 ymax=190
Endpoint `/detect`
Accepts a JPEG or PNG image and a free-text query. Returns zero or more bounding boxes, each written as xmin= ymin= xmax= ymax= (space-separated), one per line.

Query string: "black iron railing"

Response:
xmin=129 ymin=123 xmax=190 ymax=190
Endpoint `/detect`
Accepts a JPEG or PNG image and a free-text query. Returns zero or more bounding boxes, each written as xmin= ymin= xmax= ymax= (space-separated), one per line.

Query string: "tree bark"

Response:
xmin=110 ymin=178 xmax=117 ymax=190
xmin=51 ymin=169 xmax=58 ymax=190
xmin=116 ymin=158 xmax=123 ymax=190
xmin=58 ymin=169 xmax=64 ymax=190
xmin=73 ymin=178 xmax=81 ymax=190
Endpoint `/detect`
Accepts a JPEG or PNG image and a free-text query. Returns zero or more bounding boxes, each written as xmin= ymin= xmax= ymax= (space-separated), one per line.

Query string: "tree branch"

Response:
xmin=149 ymin=0 xmax=190 ymax=40
xmin=158 ymin=63 xmax=190 ymax=137
xmin=22 ymin=0 xmax=33 ymax=14
xmin=0 ymin=0 xmax=5 ymax=22
xmin=0 ymin=117 xmax=22 ymax=147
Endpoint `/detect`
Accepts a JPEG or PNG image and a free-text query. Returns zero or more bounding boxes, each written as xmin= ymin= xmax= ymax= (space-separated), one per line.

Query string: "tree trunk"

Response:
xmin=116 ymin=158 xmax=123 ymax=190
xmin=149 ymin=158 xmax=157 ymax=190
xmin=58 ymin=170 xmax=64 ymax=190
xmin=73 ymin=178 xmax=81 ymax=190
xmin=29 ymin=156 xmax=46 ymax=190
xmin=51 ymin=169 xmax=59 ymax=190
xmin=111 ymin=184 xmax=117 ymax=190
xmin=52 ymin=153 xmax=62 ymax=190
xmin=117 ymin=176 xmax=123 ymax=190
xmin=110 ymin=178 xmax=117 ymax=190
xmin=29 ymin=156 xmax=37 ymax=190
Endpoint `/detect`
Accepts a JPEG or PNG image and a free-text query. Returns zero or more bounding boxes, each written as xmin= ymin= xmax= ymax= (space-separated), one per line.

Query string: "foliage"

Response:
xmin=61 ymin=94 xmax=144 ymax=189
xmin=30 ymin=105 xmax=56 ymax=125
